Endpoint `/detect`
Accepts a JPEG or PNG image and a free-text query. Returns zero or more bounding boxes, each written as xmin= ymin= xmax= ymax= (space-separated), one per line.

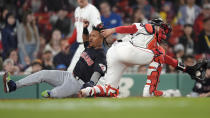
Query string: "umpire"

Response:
xmin=3 ymin=23 xmax=107 ymax=98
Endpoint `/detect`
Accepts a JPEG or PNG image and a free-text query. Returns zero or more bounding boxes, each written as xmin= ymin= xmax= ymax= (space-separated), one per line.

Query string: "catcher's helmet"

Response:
xmin=149 ymin=18 xmax=172 ymax=35
xmin=149 ymin=18 xmax=164 ymax=26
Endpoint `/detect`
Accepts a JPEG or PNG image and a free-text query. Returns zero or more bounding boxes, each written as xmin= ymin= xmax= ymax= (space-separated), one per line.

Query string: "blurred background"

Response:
xmin=0 ymin=0 xmax=210 ymax=98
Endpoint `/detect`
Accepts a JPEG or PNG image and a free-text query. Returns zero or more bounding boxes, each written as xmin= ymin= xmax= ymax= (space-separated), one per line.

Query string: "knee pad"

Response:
xmin=145 ymin=62 xmax=162 ymax=95
xmin=152 ymin=46 xmax=165 ymax=64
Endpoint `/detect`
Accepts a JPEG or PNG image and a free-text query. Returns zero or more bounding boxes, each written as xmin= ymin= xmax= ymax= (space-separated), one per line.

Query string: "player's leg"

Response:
xmin=3 ymin=70 xmax=66 ymax=93
xmin=143 ymin=46 xmax=165 ymax=97
xmin=49 ymin=72 xmax=83 ymax=98
xmin=80 ymin=43 xmax=127 ymax=97
xmin=80 ymin=42 xmax=154 ymax=97
xmin=67 ymin=44 xmax=84 ymax=72
xmin=143 ymin=61 xmax=163 ymax=97
xmin=118 ymin=42 xmax=154 ymax=65
xmin=105 ymin=42 xmax=154 ymax=87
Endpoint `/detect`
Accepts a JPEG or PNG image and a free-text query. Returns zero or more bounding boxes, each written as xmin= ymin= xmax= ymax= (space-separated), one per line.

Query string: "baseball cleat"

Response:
xmin=78 ymin=87 xmax=94 ymax=98
xmin=3 ymin=72 xmax=11 ymax=93
xmin=41 ymin=90 xmax=51 ymax=98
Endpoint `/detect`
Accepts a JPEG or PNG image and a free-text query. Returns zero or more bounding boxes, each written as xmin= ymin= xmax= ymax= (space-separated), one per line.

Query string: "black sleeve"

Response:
xmin=83 ymin=27 xmax=89 ymax=48
xmin=84 ymin=41 xmax=89 ymax=48
xmin=93 ymin=57 xmax=107 ymax=76
xmin=83 ymin=27 xmax=89 ymax=35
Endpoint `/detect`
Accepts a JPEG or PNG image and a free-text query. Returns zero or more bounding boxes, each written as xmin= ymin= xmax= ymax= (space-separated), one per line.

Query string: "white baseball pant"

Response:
xmin=105 ymin=42 xmax=154 ymax=88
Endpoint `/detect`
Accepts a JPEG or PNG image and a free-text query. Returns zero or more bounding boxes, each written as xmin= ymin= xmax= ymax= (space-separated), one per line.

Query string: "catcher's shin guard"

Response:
xmin=80 ymin=85 xmax=119 ymax=97
xmin=143 ymin=61 xmax=163 ymax=97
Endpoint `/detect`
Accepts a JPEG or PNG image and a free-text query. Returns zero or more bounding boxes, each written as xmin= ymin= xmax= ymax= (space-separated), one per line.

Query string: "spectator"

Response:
xmin=52 ymin=8 xmax=71 ymax=37
xmin=177 ymin=0 xmax=201 ymax=25
xmin=8 ymin=49 xmax=20 ymax=67
xmin=24 ymin=59 xmax=42 ymax=74
xmin=179 ymin=24 xmax=195 ymax=55
xmin=0 ymin=7 xmax=9 ymax=30
xmin=42 ymin=50 xmax=54 ymax=70
xmin=195 ymin=17 xmax=210 ymax=55
xmin=2 ymin=58 xmax=19 ymax=75
xmin=44 ymin=29 xmax=61 ymax=56
xmin=29 ymin=0 xmax=46 ymax=13
xmin=132 ymin=8 xmax=148 ymax=23
xmin=193 ymin=3 xmax=210 ymax=37
xmin=183 ymin=55 xmax=196 ymax=66
xmin=166 ymin=65 xmax=177 ymax=73
xmin=99 ymin=1 xmax=122 ymax=29
xmin=53 ymin=39 xmax=72 ymax=68
xmin=37 ymin=34 xmax=47 ymax=59
xmin=17 ymin=10 xmax=40 ymax=66
xmin=45 ymin=0 xmax=71 ymax=12
xmin=132 ymin=0 xmax=155 ymax=19
xmin=174 ymin=44 xmax=185 ymax=63
xmin=159 ymin=2 xmax=176 ymax=24
xmin=55 ymin=64 xmax=67 ymax=71
xmin=0 ymin=57 xmax=2 ymax=71
xmin=1 ymin=12 xmax=17 ymax=60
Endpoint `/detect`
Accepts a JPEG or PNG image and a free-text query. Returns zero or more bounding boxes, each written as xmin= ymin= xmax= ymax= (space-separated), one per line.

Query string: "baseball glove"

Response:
xmin=185 ymin=60 xmax=210 ymax=80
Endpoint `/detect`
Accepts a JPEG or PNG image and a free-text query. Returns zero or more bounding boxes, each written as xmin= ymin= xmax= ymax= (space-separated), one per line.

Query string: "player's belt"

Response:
xmin=77 ymin=42 xmax=83 ymax=44
xmin=117 ymin=40 xmax=122 ymax=42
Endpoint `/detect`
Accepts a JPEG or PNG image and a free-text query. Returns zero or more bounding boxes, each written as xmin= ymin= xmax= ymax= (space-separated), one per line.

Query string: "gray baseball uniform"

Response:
xmin=15 ymin=70 xmax=83 ymax=98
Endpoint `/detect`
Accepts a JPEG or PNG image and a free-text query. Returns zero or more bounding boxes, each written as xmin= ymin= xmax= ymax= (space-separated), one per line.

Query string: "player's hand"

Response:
xmin=81 ymin=81 xmax=94 ymax=89
xmin=101 ymin=28 xmax=115 ymax=37
xmin=83 ymin=20 xmax=89 ymax=28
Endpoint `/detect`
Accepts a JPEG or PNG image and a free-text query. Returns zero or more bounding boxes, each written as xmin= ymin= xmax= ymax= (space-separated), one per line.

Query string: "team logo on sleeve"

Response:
xmin=99 ymin=64 xmax=106 ymax=72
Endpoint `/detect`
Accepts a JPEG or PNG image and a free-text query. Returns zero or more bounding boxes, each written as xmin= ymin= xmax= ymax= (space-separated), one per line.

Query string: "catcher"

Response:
xmin=79 ymin=18 xmax=210 ymax=97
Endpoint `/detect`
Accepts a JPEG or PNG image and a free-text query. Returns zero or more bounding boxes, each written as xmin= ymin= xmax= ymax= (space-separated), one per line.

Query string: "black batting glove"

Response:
xmin=81 ymin=81 xmax=95 ymax=89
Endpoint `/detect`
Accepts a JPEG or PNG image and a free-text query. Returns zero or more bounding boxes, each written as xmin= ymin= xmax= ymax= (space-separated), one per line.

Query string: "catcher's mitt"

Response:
xmin=185 ymin=60 xmax=210 ymax=80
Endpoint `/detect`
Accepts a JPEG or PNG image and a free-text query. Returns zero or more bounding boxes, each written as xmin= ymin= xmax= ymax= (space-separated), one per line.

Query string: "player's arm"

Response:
xmin=102 ymin=23 xmax=155 ymax=38
xmin=68 ymin=28 xmax=77 ymax=45
xmin=82 ymin=58 xmax=106 ymax=88
xmin=101 ymin=25 xmax=138 ymax=37
xmin=82 ymin=72 xmax=101 ymax=88
xmin=164 ymin=54 xmax=210 ymax=80
xmin=82 ymin=20 xmax=89 ymax=48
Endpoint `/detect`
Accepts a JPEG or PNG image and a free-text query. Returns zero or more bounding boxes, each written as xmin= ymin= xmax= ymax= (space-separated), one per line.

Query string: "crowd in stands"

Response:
xmin=0 ymin=0 xmax=210 ymax=75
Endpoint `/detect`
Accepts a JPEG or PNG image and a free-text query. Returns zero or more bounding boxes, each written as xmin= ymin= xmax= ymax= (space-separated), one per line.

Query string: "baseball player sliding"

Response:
xmin=3 ymin=23 xmax=107 ymax=98
xmin=67 ymin=0 xmax=101 ymax=73
xmin=80 ymin=18 xmax=209 ymax=97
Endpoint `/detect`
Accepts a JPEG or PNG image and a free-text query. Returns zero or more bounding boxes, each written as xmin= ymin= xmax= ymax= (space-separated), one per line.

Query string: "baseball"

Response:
xmin=196 ymin=71 xmax=201 ymax=77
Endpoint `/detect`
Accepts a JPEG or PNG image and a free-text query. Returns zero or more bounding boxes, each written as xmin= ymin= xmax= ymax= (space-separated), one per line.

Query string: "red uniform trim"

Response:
xmin=164 ymin=55 xmax=178 ymax=68
xmin=115 ymin=25 xmax=138 ymax=34
xmin=68 ymin=28 xmax=77 ymax=45
xmin=96 ymin=85 xmax=105 ymax=96
xmin=144 ymin=24 xmax=154 ymax=34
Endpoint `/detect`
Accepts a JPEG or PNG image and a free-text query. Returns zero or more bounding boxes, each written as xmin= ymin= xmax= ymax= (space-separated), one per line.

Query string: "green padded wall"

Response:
xmin=0 ymin=74 xmax=195 ymax=99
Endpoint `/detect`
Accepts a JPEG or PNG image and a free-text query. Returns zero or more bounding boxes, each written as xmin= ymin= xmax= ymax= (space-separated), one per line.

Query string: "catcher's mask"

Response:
xmin=149 ymin=18 xmax=172 ymax=35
